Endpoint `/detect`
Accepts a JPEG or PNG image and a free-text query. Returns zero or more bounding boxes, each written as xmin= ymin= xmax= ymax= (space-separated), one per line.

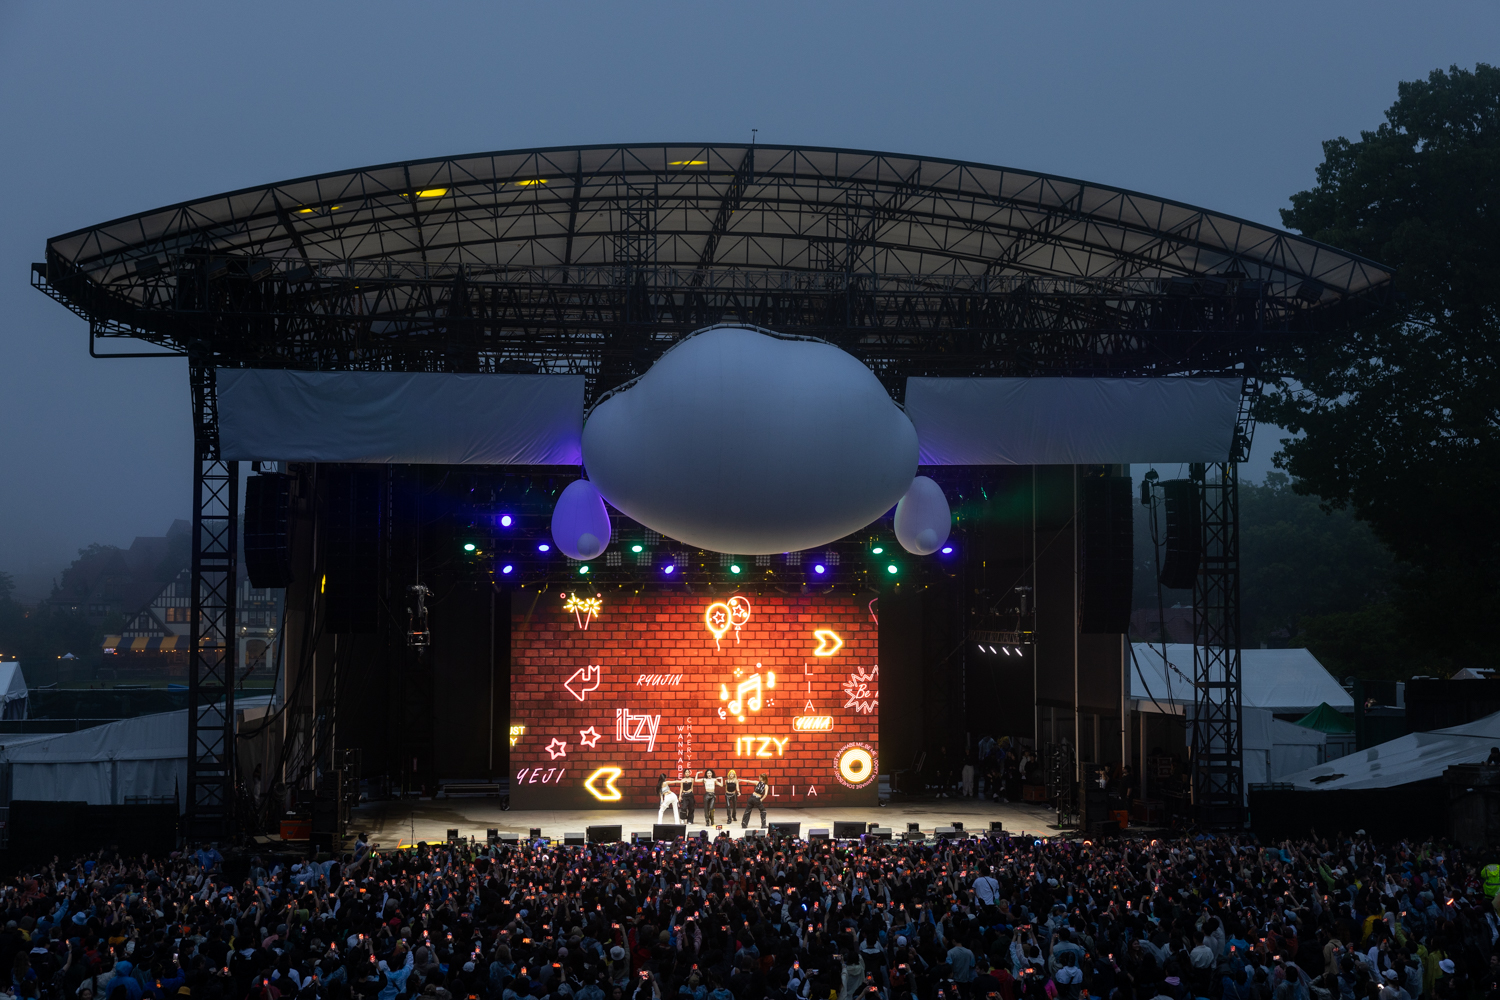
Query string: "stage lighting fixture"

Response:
xmin=814 ymin=564 xmax=826 ymax=575
xmin=463 ymin=542 xmax=476 ymax=552
xmin=664 ymin=564 xmax=676 ymax=575
xmin=729 ymin=564 xmax=742 ymax=574
xmin=578 ymin=564 xmax=590 ymax=575
xmin=988 ymin=646 xmax=997 ymax=654
xmin=976 ymin=644 xmax=985 ymax=654
xmin=941 ymin=546 xmax=954 ymax=554
xmin=537 ymin=543 xmax=551 ymax=553
xmin=501 ymin=564 xmax=514 ymax=575
xmin=885 ymin=564 xmax=898 ymax=575
xmin=631 ymin=544 xmax=643 ymax=553
xmin=499 ymin=514 xmax=513 ymax=527
xmin=872 ymin=546 xmax=884 ymax=555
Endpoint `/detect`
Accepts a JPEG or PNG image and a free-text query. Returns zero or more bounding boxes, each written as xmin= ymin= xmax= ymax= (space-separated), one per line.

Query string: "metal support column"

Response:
xmin=187 ymin=365 xmax=238 ymax=839
xmin=1191 ymin=460 xmax=1242 ymax=827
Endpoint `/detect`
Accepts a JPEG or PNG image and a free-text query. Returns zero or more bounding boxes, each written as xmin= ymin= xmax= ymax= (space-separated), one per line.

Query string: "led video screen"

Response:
xmin=510 ymin=590 xmax=878 ymax=810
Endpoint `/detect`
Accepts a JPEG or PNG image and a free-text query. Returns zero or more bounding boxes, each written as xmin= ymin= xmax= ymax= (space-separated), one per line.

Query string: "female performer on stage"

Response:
xmin=656 ymin=773 xmax=680 ymax=824
xmin=702 ymin=769 xmax=718 ymax=825
xmin=740 ymin=773 xmax=769 ymax=829
xmin=680 ymin=771 xmax=697 ymax=824
xmin=724 ymin=769 xmax=740 ymax=822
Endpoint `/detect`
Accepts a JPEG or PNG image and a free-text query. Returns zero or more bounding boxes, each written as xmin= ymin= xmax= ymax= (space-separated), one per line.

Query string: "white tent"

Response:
xmin=0 ymin=664 xmax=26 ymax=720
xmin=1243 ymin=708 xmax=1326 ymax=786
xmin=1279 ymin=710 xmax=1500 ymax=791
xmin=0 ymin=710 xmax=187 ymax=809
xmin=1129 ymin=644 xmax=1353 ymax=714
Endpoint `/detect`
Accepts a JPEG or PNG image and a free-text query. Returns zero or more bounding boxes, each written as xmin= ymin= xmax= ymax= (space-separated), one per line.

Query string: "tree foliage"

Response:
xmin=1265 ymin=63 xmax=1500 ymax=671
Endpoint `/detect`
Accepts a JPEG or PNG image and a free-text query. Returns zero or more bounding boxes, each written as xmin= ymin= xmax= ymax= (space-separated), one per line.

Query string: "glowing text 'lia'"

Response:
xmin=813 ymin=629 xmax=844 ymax=657
xmin=583 ymin=766 xmax=624 ymax=802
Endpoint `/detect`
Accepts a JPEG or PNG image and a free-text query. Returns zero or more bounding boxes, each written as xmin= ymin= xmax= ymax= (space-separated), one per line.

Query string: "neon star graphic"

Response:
xmin=545 ymin=738 xmax=569 ymax=760
xmin=579 ymin=726 xmax=602 ymax=748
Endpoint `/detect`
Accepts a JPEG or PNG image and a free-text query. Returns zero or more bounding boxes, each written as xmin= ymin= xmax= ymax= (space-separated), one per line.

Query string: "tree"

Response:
xmin=1238 ymin=473 xmax=1396 ymax=646
xmin=1264 ymin=63 xmax=1500 ymax=672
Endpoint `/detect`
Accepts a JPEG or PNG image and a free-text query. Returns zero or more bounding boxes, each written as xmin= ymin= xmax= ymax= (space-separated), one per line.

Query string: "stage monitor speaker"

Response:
xmin=631 ymin=832 xmax=653 ymax=844
xmin=321 ymin=465 xmax=380 ymax=634
xmin=563 ymin=832 xmax=585 ymax=845
xmin=486 ymin=829 xmax=499 ymax=843
xmin=653 ymin=824 xmax=686 ymax=841
xmin=951 ymin=821 xmax=964 ymax=832
xmin=1158 ymin=479 xmax=1203 ymax=591
xmin=244 ymin=473 xmax=294 ymax=588
xmin=587 ymin=825 xmax=622 ymax=843
xmin=497 ymin=832 xmax=519 ymax=843
xmin=990 ymin=821 xmax=1006 ymax=832
xmin=867 ymin=827 xmax=893 ymax=840
xmin=833 ymin=821 xmax=866 ymax=840
xmin=808 ymin=828 xmax=830 ymax=841
xmin=1080 ymin=475 xmax=1133 ymax=634
xmin=907 ymin=822 xmax=921 ymax=833
xmin=528 ymin=828 xmax=542 ymax=839
xmin=768 ymin=822 xmax=800 ymax=838
xmin=446 ymin=828 xmax=460 ymax=842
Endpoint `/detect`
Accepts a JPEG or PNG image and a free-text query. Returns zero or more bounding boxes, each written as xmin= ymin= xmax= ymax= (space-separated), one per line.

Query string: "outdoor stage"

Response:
xmin=349 ymin=796 xmax=1063 ymax=846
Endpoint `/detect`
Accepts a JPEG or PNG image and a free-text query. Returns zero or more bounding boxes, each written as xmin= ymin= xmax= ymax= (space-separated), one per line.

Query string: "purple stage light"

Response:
xmin=537 ymin=543 xmax=551 ymax=553
xmin=941 ymin=546 xmax=953 ymax=554
xmin=814 ymin=564 xmax=826 ymax=575
xmin=501 ymin=564 xmax=514 ymax=575
xmin=664 ymin=564 xmax=676 ymax=575
xmin=499 ymin=514 xmax=513 ymax=527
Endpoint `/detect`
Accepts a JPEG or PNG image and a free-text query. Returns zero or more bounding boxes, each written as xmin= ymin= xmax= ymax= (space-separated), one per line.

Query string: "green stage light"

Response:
xmin=886 ymin=564 xmax=898 ymax=575
xmin=463 ymin=542 xmax=476 ymax=552
xmin=729 ymin=564 xmax=742 ymax=574
xmin=872 ymin=546 xmax=884 ymax=555
xmin=631 ymin=544 xmax=643 ymax=553
xmin=579 ymin=564 xmax=590 ymax=575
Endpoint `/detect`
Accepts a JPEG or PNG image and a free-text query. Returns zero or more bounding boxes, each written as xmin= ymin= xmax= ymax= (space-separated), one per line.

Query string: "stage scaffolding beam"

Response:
xmin=1191 ymin=460 xmax=1242 ymax=828
xmin=186 ymin=366 xmax=238 ymax=840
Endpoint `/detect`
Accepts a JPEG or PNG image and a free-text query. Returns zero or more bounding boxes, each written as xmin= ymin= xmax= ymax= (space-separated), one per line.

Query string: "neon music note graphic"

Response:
xmin=719 ymin=666 xmax=776 ymax=722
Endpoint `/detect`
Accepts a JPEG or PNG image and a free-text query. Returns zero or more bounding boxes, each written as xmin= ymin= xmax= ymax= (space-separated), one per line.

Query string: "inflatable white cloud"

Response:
xmin=893 ymin=475 xmax=951 ymax=555
xmin=550 ymin=479 xmax=612 ymax=560
xmin=582 ymin=326 xmax=918 ymax=554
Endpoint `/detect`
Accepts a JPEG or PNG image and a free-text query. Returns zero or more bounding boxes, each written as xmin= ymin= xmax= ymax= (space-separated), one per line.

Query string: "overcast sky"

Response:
xmin=0 ymin=2 xmax=1494 ymax=599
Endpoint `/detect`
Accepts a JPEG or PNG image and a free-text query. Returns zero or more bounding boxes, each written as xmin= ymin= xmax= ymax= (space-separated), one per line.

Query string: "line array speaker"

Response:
xmin=322 ymin=466 xmax=380 ymax=634
xmin=1158 ymin=479 xmax=1202 ymax=590
xmin=244 ymin=473 xmax=293 ymax=588
xmin=1080 ymin=475 xmax=1133 ymax=634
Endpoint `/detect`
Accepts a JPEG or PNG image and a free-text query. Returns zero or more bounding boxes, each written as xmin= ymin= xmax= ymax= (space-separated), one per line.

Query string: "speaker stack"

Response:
xmin=1080 ymin=475 xmax=1133 ymax=634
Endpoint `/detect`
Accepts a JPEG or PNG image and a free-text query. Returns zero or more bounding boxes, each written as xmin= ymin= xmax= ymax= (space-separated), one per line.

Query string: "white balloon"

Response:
xmin=894 ymin=476 xmax=951 ymax=555
xmin=551 ymin=479 xmax=611 ymax=560
xmin=583 ymin=326 xmax=918 ymax=554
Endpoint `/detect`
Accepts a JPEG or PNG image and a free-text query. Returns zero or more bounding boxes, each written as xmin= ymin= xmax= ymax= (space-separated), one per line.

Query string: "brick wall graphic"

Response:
xmin=511 ymin=590 xmax=879 ymax=809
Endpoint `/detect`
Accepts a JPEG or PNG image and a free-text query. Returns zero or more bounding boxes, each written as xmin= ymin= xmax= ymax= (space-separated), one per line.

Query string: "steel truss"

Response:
xmin=1191 ymin=461 xmax=1242 ymax=828
xmin=32 ymin=144 xmax=1393 ymax=831
xmin=187 ymin=367 xmax=238 ymax=839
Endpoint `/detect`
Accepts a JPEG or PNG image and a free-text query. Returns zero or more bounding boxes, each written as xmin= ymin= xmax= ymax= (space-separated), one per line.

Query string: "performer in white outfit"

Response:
xmin=656 ymin=773 xmax=680 ymax=824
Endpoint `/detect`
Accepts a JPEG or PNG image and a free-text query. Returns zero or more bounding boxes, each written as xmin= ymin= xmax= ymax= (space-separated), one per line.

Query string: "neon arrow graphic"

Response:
xmin=812 ymin=630 xmax=844 ymax=657
xmin=564 ymin=664 xmax=602 ymax=701
xmin=583 ymin=766 xmax=623 ymax=801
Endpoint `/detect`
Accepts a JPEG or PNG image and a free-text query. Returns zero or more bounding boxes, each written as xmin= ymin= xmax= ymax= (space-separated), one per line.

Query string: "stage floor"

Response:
xmin=349 ymin=796 xmax=1063 ymax=847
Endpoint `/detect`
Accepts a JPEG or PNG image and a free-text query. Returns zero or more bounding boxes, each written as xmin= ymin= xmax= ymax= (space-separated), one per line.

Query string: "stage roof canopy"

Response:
xmin=34 ymin=143 xmax=1395 ymax=395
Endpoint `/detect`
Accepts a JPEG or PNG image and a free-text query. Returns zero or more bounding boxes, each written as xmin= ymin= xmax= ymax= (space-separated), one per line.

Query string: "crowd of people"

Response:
xmin=1 ymin=830 xmax=1498 ymax=1000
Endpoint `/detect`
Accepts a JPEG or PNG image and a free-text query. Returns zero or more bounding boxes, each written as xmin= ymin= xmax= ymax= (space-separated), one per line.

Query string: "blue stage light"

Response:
xmin=664 ymin=564 xmax=676 ymax=575
xmin=941 ymin=546 xmax=953 ymax=554
xmin=537 ymin=543 xmax=551 ymax=553
xmin=501 ymin=564 xmax=514 ymax=575
xmin=500 ymin=514 xmax=513 ymax=527
xmin=814 ymin=564 xmax=826 ymax=575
